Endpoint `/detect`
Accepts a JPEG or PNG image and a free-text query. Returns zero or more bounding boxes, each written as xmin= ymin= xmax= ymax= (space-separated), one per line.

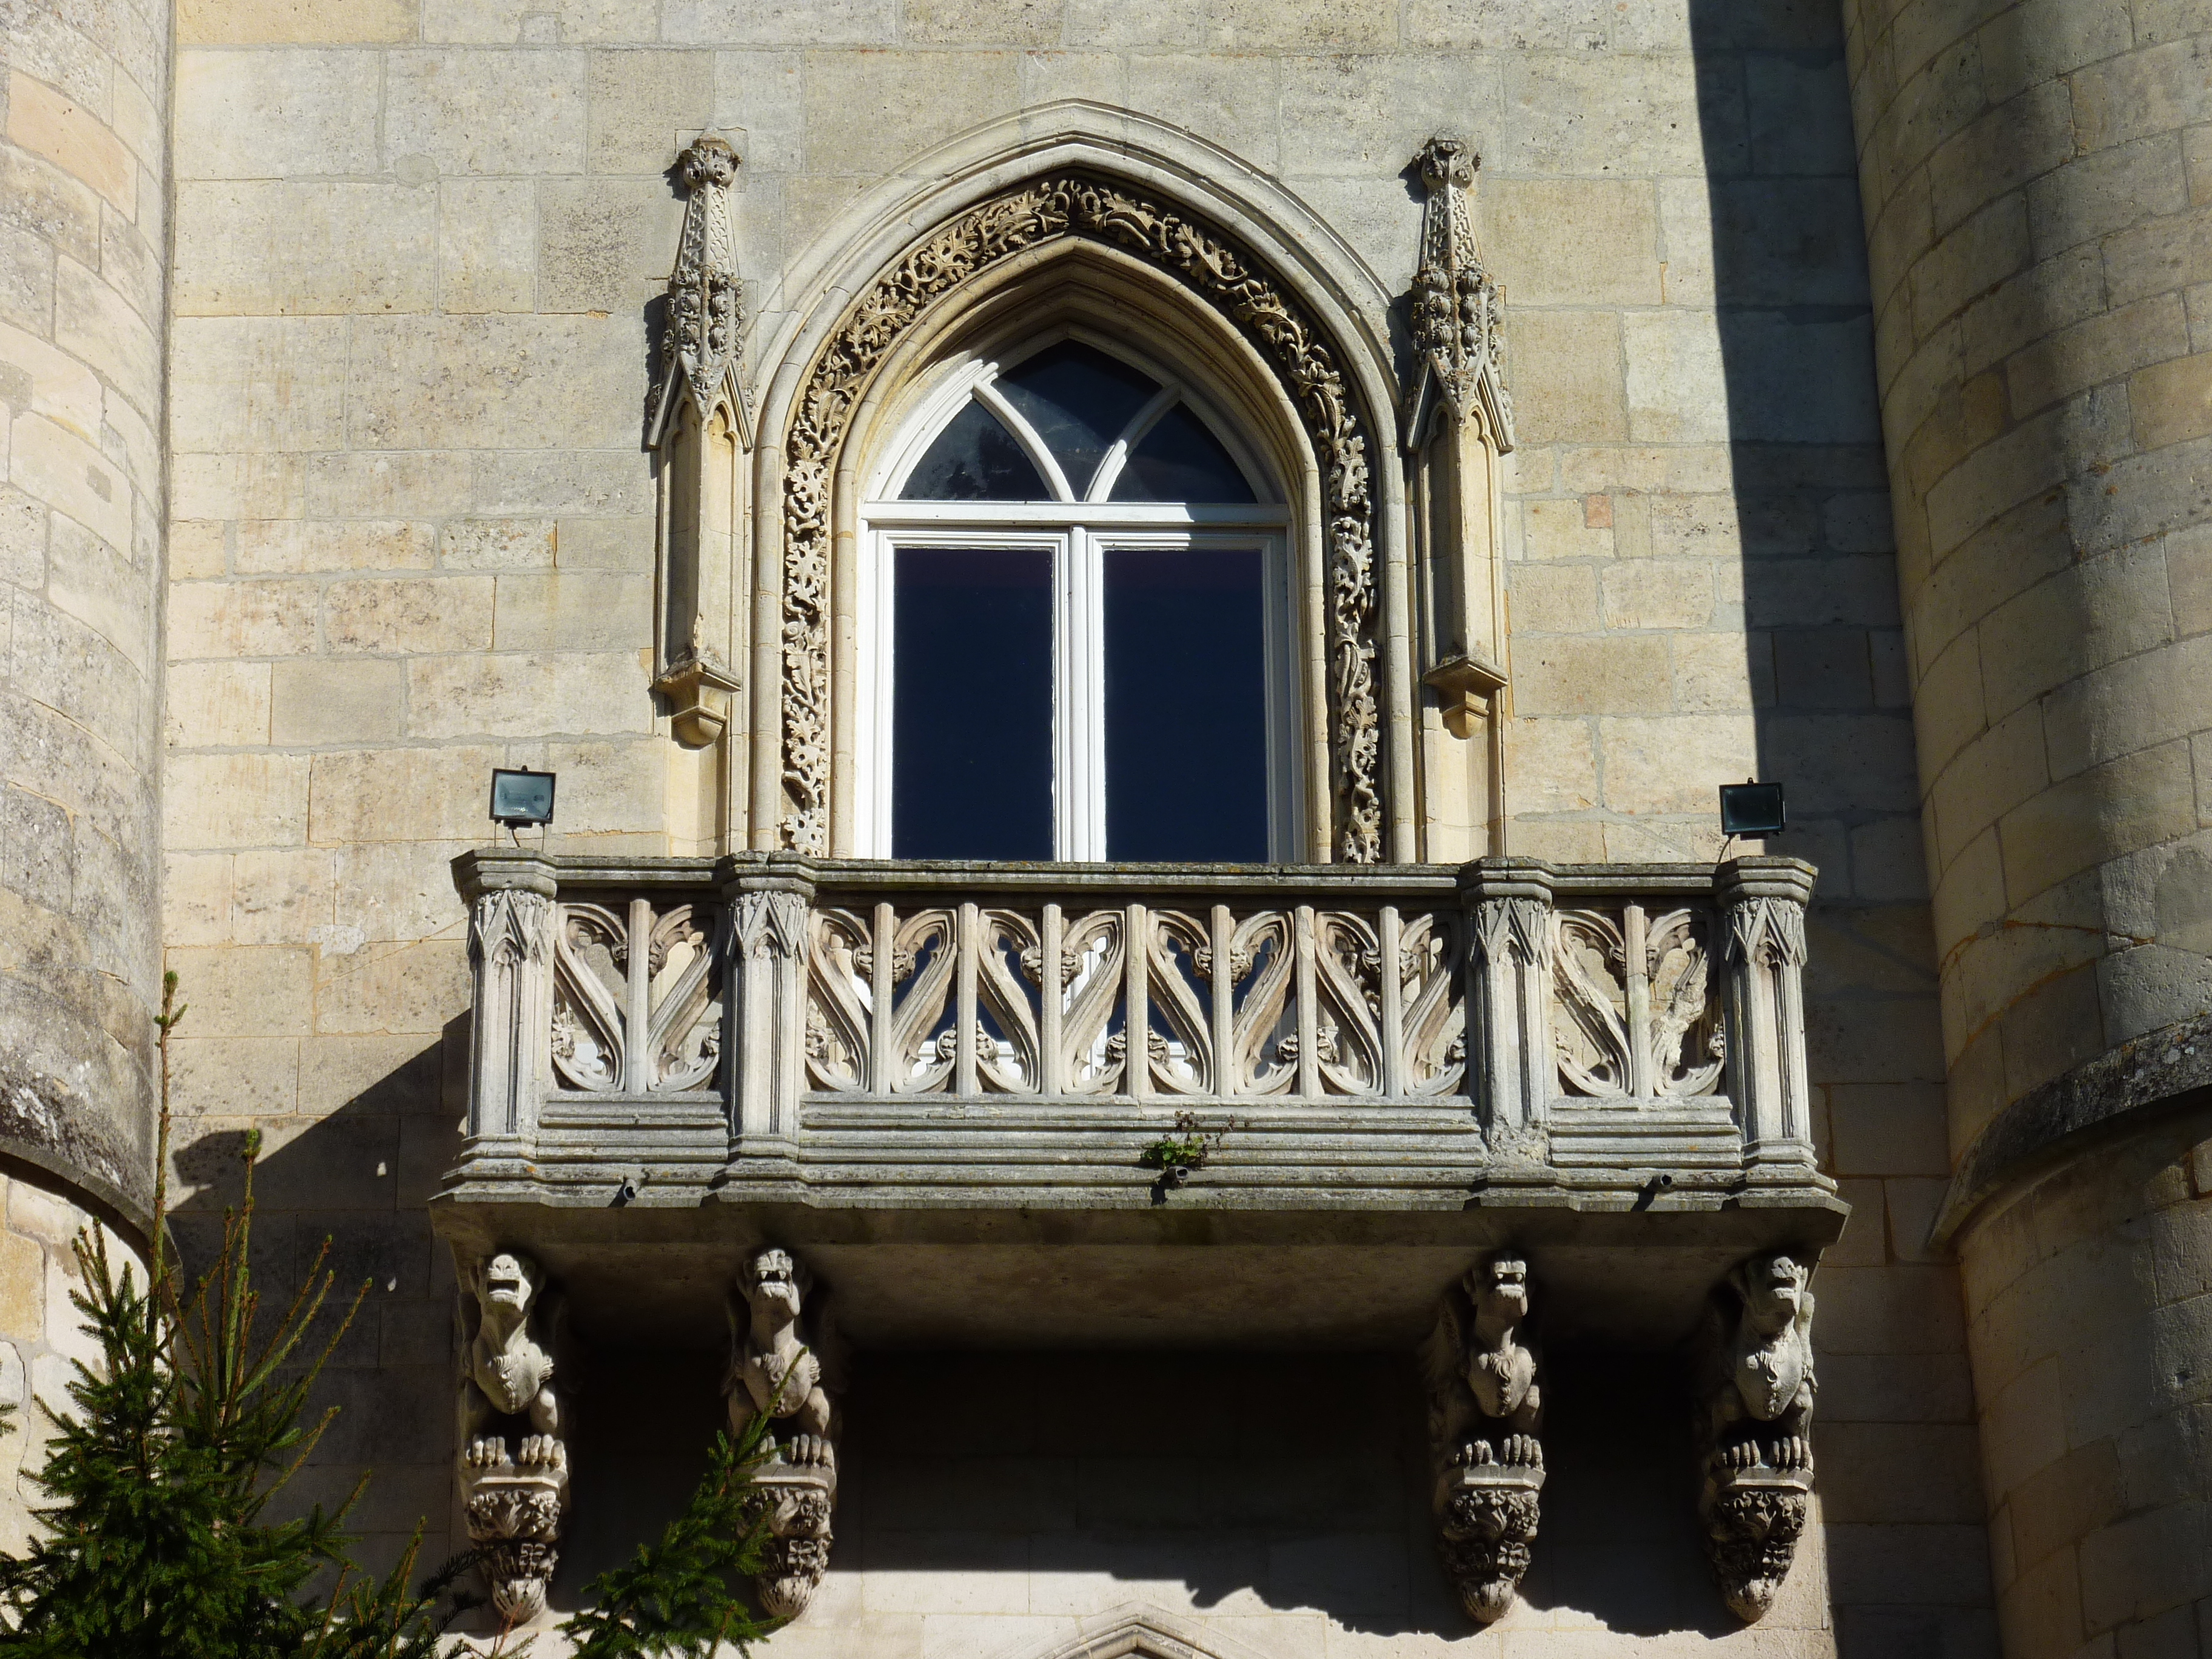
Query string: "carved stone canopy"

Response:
xmin=650 ymin=132 xmax=748 ymax=448
xmin=1404 ymin=134 xmax=1513 ymax=454
xmin=776 ymin=172 xmax=1385 ymax=864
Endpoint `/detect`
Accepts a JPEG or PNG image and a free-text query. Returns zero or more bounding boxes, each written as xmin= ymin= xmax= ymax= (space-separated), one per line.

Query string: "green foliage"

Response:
xmin=0 ymin=970 xmax=475 ymax=1657
xmin=558 ymin=1416 xmax=778 ymax=1659
xmin=1141 ymin=1110 xmax=1231 ymax=1178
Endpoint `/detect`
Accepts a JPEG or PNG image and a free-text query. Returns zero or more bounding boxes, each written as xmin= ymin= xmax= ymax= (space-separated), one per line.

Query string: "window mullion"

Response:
xmin=1058 ymin=526 xmax=1107 ymax=860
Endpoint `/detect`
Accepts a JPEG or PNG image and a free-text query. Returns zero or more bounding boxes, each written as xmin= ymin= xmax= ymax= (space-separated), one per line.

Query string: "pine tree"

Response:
xmin=0 ymin=970 xmax=786 ymax=1657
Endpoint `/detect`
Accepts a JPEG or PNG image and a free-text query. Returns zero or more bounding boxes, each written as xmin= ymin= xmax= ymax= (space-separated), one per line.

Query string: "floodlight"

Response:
xmin=489 ymin=768 xmax=557 ymax=828
xmin=1718 ymin=780 xmax=1786 ymax=839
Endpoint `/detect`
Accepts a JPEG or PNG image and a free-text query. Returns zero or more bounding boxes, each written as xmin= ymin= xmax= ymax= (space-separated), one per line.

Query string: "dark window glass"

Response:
xmin=899 ymin=399 xmax=1047 ymax=500
xmin=995 ymin=341 xmax=1159 ymax=499
xmin=893 ymin=547 xmax=1054 ymax=860
xmin=1111 ymin=401 xmax=1257 ymax=503
xmin=1104 ymin=548 xmax=1268 ymax=862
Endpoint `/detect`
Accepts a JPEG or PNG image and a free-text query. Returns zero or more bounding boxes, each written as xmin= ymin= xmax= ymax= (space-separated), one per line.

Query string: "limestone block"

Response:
xmin=11 ymin=604 xmax=147 ymax=754
xmin=166 ymin=753 xmax=310 ymax=851
xmin=173 ymin=453 xmax=307 ymax=521
xmin=1598 ymin=713 xmax=1759 ymax=813
xmin=662 ymin=0 xmax=891 ymax=45
xmin=537 ymin=178 xmax=685 ymax=314
xmin=1505 ymin=563 xmax=1595 ymax=633
xmin=1279 ymin=54 xmax=1501 ymax=179
xmin=550 ymin=514 xmax=649 ymax=570
xmin=2131 ymin=349 xmax=2212 ymax=453
xmin=324 ymin=577 xmax=495 ymax=655
xmin=472 ymin=449 xmax=652 ymax=517
xmin=175 ymin=181 xmax=438 ymax=317
xmin=2068 ymin=431 xmax=2212 ymax=555
xmin=440 ymin=518 xmax=554 ymax=570
xmin=1520 ymin=496 xmax=1614 ymax=563
xmin=405 ymin=651 xmax=652 ymax=739
xmin=307 ymin=744 xmax=503 ymax=843
xmin=1925 ymin=387 xmax=2128 ymax=554
xmin=2005 ymin=292 xmax=2189 ymax=419
xmin=424 ymin=0 xmax=648 ymax=43
xmin=334 ymin=840 xmax=472 ymax=942
xmin=1746 ymin=45 xmax=1858 ymax=175
xmin=232 ymin=848 xmax=337 ymax=947
xmin=1713 ymin=179 xmax=1872 ymax=310
xmin=1500 ymin=717 xmax=1597 ymax=815
xmin=1911 ymin=196 xmax=2031 ymax=341
xmin=800 ymin=50 xmax=1018 ymax=175
xmin=1125 ymin=55 xmax=1281 ymax=176
xmin=163 ymin=852 xmax=232 ymax=947
xmin=172 ymin=318 xmax=349 ymax=455
xmin=53 ymin=258 xmax=158 ymax=421
xmin=9 ymin=411 xmax=129 ymax=551
xmin=1482 ymin=176 xmax=1661 ymax=309
xmin=1978 ymin=546 xmax=2176 ymax=725
xmin=438 ymin=179 xmax=536 ymax=314
xmin=346 ymin=315 xmax=644 ymax=452
xmin=1761 ymin=711 xmax=1920 ymax=815
xmin=2040 ymin=631 xmax=2212 ymax=781
xmin=271 ymin=658 xmax=406 ymax=745
xmin=1621 ymin=310 xmax=1729 ymax=444
xmin=50 ymin=515 xmax=154 ymax=671
xmin=1911 ymin=631 xmax=1985 ymax=779
xmin=586 ymin=49 xmax=712 ymax=175
xmin=5 ymin=72 xmax=134 ymax=215
xmin=306 ymin=452 xmax=475 ymax=520
xmin=314 ymin=939 xmax=468 ymax=1036
xmin=169 ymin=578 xmax=318 ymax=659
xmin=1931 ymin=706 xmax=2048 ymax=873
xmin=1924 ymin=81 xmax=2073 ymax=238
xmin=295 ymin=1032 xmax=441 ymax=1119
xmin=2103 ymin=203 xmax=2212 ymax=309
xmin=1513 ymin=634 xmax=1668 ymax=716
xmin=1999 ymin=739 xmax=2197 ymax=902
xmin=1674 ymin=630 xmax=1766 ymax=712
xmin=709 ymin=50 xmax=803 ymax=172
xmin=1963 ymin=247 xmax=2106 ymax=383
xmin=1600 ymin=559 xmax=1714 ymax=631
xmin=893 ymin=0 xmax=1054 ymax=42
xmin=2029 ymin=133 xmax=2191 ymax=260
xmin=1501 ymin=51 xmax=1728 ymax=177
xmin=0 ymin=1233 xmax=42 ymax=1347
xmin=181 ymin=0 xmax=420 ymax=42
xmin=2071 ymin=38 xmax=2212 ymax=156
xmin=1773 ymin=628 xmax=1877 ymax=710
xmin=0 ymin=142 xmax=101 ymax=270
xmin=384 ymin=50 xmax=586 ymax=176
xmin=1504 ymin=310 xmax=1626 ymax=446
xmin=165 ymin=945 xmax=314 ymax=1038
xmin=0 ymin=320 xmax=101 ymax=446
xmin=491 ymin=570 xmax=649 ymax=651
xmin=175 ymin=49 xmax=381 ymax=179
xmin=239 ymin=519 xmax=437 ymax=575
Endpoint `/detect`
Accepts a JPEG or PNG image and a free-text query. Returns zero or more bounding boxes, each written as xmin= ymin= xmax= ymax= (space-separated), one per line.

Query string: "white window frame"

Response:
xmin=854 ymin=344 xmax=1299 ymax=862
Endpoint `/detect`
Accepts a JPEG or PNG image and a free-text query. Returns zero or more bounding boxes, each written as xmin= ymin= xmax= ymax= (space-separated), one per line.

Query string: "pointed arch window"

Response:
xmin=859 ymin=335 xmax=1294 ymax=863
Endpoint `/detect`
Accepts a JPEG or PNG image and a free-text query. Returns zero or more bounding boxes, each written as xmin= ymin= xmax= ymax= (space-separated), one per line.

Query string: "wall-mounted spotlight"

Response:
xmin=489 ymin=767 xmax=557 ymax=830
xmin=1717 ymin=779 xmax=1786 ymax=839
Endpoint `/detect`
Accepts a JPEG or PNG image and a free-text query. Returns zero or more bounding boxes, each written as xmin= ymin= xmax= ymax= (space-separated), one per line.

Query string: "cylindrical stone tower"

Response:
xmin=0 ymin=0 xmax=168 ymax=1538
xmin=1845 ymin=0 xmax=2212 ymax=1649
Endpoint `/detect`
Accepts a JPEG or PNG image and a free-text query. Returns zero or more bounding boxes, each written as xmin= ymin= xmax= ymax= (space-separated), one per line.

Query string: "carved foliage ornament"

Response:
xmin=1407 ymin=136 xmax=1513 ymax=451
xmin=652 ymin=134 xmax=746 ymax=444
xmin=780 ymin=174 xmax=1383 ymax=862
xmin=1423 ymin=1252 xmax=1544 ymax=1621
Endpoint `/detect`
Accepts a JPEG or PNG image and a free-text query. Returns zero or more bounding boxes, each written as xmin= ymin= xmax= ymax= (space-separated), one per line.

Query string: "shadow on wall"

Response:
xmin=1684 ymin=1 xmax=1992 ymax=1656
xmin=165 ymin=1016 xmax=469 ymax=1578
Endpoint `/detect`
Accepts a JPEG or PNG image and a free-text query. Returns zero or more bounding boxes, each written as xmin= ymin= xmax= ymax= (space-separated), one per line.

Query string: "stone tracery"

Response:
xmin=779 ymin=173 xmax=1384 ymax=862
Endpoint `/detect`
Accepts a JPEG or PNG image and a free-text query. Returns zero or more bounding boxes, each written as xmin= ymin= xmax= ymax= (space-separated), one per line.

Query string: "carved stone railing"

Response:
xmin=445 ymin=852 xmax=1826 ymax=1213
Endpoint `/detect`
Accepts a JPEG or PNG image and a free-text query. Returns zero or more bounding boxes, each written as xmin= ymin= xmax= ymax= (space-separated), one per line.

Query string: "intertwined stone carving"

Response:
xmin=780 ymin=174 xmax=1382 ymax=860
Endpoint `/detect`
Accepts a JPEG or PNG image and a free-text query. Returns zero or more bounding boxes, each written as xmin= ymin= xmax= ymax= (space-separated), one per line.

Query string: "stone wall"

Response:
xmin=1840 ymin=0 xmax=2212 ymax=1650
xmin=0 ymin=0 xmax=167 ymax=1218
xmin=158 ymin=1 xmax=1983 ymax=1646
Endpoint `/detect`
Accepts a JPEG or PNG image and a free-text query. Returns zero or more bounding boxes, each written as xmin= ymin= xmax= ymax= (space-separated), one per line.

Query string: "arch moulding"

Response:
xmin=746 ymin=107 xmax=1415 ymax=864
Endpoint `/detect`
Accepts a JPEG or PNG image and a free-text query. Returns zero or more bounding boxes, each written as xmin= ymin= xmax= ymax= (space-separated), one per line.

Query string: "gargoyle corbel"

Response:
xmin=725 ymin=1245 xmax=841 ymax=1618
xmin=457 ymin=1249 xmax=572 ymax=1625
xmin=1423 ymin=1252 xmax=1544 ymax=1621
xmin=1697 ymin=1249 xmax=1818 ymax=1621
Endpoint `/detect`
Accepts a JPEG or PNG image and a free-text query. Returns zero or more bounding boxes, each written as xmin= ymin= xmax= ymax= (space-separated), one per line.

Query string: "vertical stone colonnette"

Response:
xmin=1843 ymin=0 xmax=2212 ymax=1649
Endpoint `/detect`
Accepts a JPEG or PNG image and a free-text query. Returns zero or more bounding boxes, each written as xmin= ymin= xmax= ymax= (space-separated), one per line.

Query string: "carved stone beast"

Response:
xmin=727 ymin=1245 xmax=836 ymax=1468
xmin=460 ymin=1249 xmax=566 ymax=1470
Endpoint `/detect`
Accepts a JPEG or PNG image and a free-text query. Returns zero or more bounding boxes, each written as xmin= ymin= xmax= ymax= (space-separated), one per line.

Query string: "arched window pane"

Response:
xmin=1104 ymin=547 xmax=1269 ymax=862
xmin=893 ymin=546 xmax=1054 ymax=859
xmin=1110 ymin=402 xmax=1256 ymax=504
xmin=899 ymin=399 xmax=1048 ymax=500
xmin=995 ymin=341 xmax=1159 ymax=499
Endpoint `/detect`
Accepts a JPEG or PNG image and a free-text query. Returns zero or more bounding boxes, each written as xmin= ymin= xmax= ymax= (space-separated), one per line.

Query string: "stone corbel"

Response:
xmin=1460 ymin=858 xmax=1555 ymax=1162
xmin=460 ymin=854 xmax=558 ymax=1167
xmin=1697 ymin=1250 xmax=1819 ymax=1621
xmin=1715 ymin=858 xmax=1818 ymax=1179
xmin=458 ymin=1249 xmax=572 ymax=1626
xmin=726 ymin=1245 xmax=840 ymax=1618
xmin=1424 ymin=1252 xmax=1544 ymax=1621
xmin=651 ymin=134 xmax=749 ymax=750
xmin=1405 ymin=135 xmax=1514 ymax=746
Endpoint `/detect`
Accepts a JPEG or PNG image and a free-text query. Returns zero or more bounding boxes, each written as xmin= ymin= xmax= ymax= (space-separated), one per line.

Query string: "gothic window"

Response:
xmin=859 ymin=335 xmax=1293 ymax=863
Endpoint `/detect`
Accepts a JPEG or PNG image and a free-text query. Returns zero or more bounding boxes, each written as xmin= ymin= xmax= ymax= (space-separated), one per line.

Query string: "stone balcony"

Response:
xmin=435 ymin=851 xmax=1843 ymax=1350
